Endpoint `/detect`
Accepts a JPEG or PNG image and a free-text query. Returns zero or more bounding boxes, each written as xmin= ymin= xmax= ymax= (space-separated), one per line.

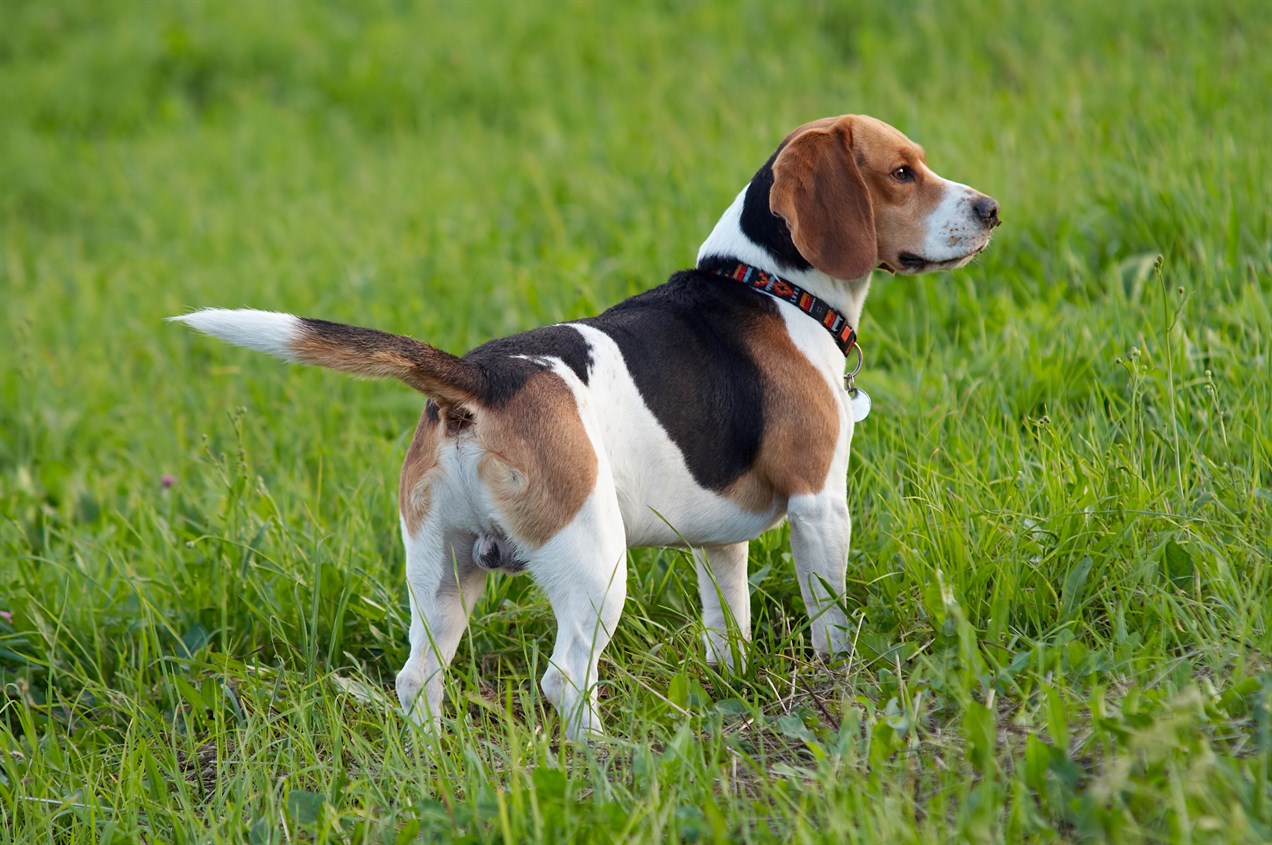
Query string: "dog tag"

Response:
xmin=848 ymin=386 xmax=872 ymax=422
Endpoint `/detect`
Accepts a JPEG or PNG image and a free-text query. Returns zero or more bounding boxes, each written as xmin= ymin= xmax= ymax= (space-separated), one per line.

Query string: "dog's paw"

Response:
xmin=542 ymin=665 xmax=606 ymax=742
xmin=702 ymin=631 xmax=749 ymax=673
xmin=810 ymin=619 xmax=852 ymax=658
xmin=562 ymin=710 xmax=606 ymax=743
xmin=396 ymin=663 xmax=443 ymax=731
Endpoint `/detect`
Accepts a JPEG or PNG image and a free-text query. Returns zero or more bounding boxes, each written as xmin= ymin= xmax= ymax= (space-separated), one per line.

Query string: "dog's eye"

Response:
xmin=891 ymin=166 xmax=915 ymax=183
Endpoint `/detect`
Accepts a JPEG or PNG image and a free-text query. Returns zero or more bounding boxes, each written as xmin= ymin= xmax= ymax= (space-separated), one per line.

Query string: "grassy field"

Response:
xmin=2 ymin=0 xmax=1270 ymax=841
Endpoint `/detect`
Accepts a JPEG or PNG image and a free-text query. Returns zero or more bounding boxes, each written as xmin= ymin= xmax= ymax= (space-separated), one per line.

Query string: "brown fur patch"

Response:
xmin=399 ymin=404 xmax=443 ymax=536
xmin=725 ymin=312 xmax=841 ymax=511
xmin=475 ymin=371 xmax=598 ymax=548
xmin=291 ymin=319 xmax=486 ymax=406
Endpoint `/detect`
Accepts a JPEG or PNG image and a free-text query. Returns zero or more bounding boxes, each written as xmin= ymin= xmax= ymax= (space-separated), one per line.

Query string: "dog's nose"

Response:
xmin=973 ymin=196 xmax=1000 ymax=229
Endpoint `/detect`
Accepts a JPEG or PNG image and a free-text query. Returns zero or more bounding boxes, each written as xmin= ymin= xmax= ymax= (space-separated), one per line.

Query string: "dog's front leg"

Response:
xmin=787 ymin=492 xmax=852 ymax=655
xmin=395 ymin=526 xmax=487 ymax=731
xmin=695 ymin=542 xmax=751 ymax=670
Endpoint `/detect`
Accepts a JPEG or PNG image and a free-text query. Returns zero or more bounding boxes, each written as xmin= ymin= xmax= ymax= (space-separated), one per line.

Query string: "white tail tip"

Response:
xmin=169 ymin=308 xmax=303 ymax=360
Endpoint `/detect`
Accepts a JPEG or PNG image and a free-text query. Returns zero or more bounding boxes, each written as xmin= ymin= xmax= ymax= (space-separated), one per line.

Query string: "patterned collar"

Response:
xmin=703 ymin=260 xmax=858 ymax=356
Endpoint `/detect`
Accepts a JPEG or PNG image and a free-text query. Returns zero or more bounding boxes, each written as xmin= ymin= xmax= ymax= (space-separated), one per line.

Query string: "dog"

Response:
xmin=172 ymin=114 xmax=999 ymax=741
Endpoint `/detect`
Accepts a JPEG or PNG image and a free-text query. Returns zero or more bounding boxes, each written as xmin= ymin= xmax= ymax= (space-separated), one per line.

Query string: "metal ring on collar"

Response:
xmin=846 ymin=342 xmax=864 ymax=379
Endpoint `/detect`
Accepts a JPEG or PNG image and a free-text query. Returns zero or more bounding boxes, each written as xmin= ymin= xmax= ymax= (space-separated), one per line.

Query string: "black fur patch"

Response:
xmin=729 ymin=150 xmax=812 ymax=274
xmin=580 ymin=270 xmax=772 ymax=492
xmin=463 ymin=324 xmax=594 ymax=408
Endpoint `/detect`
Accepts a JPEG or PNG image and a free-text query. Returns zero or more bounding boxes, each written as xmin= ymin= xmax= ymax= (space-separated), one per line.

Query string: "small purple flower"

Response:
xmin=161 ymin=474 xmax=177 ymax=490
xmin=0 ymin=611 xmax=12 ymax=624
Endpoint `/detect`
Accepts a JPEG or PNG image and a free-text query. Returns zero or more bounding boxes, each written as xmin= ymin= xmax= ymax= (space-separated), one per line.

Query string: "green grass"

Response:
xmin=2 ymin=0 xmax=1269 ymax=841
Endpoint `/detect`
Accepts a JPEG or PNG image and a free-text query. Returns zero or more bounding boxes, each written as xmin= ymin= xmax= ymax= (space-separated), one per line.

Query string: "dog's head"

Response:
xmin=768 ymin=115 xmax=999 ymax=280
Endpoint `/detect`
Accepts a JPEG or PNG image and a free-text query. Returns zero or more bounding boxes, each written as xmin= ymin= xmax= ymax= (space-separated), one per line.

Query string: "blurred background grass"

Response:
xmin=2 ymin=1 xmax=1270 ymax=842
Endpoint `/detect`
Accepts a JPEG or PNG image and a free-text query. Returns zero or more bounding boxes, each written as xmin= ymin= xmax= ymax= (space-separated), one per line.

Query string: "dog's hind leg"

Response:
xmin=395 ymin=522 xmax=487 ymax=731
xmin=695 ymin=542 xmax=751 ymax=671
xmin=529 ymin=487 xmax=627 ymax=742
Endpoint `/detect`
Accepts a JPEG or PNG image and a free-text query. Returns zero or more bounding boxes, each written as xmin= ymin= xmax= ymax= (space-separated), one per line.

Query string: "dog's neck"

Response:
xmin=696 ymin=183 xmax=873 ymax=330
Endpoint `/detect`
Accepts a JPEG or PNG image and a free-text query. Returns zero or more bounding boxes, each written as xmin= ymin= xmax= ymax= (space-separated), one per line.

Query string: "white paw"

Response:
xmin=396 ymin=663 xmax=441 ymax=729
xmin=563 ymin=709 xmax=606 ymax=743
xmin=542 ymin=666 xmax=605 ymax=741
xmin=811 ymin=617 xmax=851 ymax=656
xmin=703 ymin=631 xmax=748 ymax=673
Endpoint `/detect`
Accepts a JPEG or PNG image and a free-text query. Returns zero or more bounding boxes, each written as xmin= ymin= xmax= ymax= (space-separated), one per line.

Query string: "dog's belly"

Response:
xmin=619 ymin=487 xmax=787 ymax=548
xmin=565 ymin=324 xmax=786 ymax=548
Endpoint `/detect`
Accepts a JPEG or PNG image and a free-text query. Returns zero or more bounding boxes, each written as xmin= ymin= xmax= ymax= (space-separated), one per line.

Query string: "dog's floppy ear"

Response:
xmin=770 ymin=117 xmax=877 ymax=281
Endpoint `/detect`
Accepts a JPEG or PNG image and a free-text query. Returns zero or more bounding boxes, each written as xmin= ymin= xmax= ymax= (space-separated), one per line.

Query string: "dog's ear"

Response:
xmin=770 ymin=117 xmax=877 ymax=281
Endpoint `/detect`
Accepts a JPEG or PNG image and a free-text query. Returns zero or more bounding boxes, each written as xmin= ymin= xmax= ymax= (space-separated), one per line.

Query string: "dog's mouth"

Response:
xmin=882 ymin=243 xmax=988 ymax=275
xmin=897 ymin=251 xmax=932 ymax=271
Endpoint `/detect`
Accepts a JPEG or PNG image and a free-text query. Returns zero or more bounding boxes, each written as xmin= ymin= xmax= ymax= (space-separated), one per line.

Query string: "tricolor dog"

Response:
xmin=173 ymin=115 xmax=999 ymax=740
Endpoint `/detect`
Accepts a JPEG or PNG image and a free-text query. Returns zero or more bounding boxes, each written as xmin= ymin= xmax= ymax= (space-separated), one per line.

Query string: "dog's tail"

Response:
xmin=169 ymin=309 xmax=485 ymax=407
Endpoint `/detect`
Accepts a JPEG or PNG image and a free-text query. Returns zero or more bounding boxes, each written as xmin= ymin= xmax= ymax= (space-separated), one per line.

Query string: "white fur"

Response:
xmin=169 ymin=309 xmax=302 ymax=360
xmin=919 ymin=169 xmax=992 ymax=266
xmin=695 ymin=542 xmax=751 ymax=670
xmin=696 ymin=188 xmax=781 ymax=280
xmin=394 ymin=513 xmax=486 ymax=732
xmin=526 ymin=483 xmax=627 ymax=741
xmin=393 ymin=431 xmax=494 ymax=730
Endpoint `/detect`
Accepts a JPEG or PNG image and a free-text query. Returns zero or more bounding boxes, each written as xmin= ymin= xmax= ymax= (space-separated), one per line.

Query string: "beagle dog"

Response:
xmin=173 ymin=115 xmax=999 ymax=741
